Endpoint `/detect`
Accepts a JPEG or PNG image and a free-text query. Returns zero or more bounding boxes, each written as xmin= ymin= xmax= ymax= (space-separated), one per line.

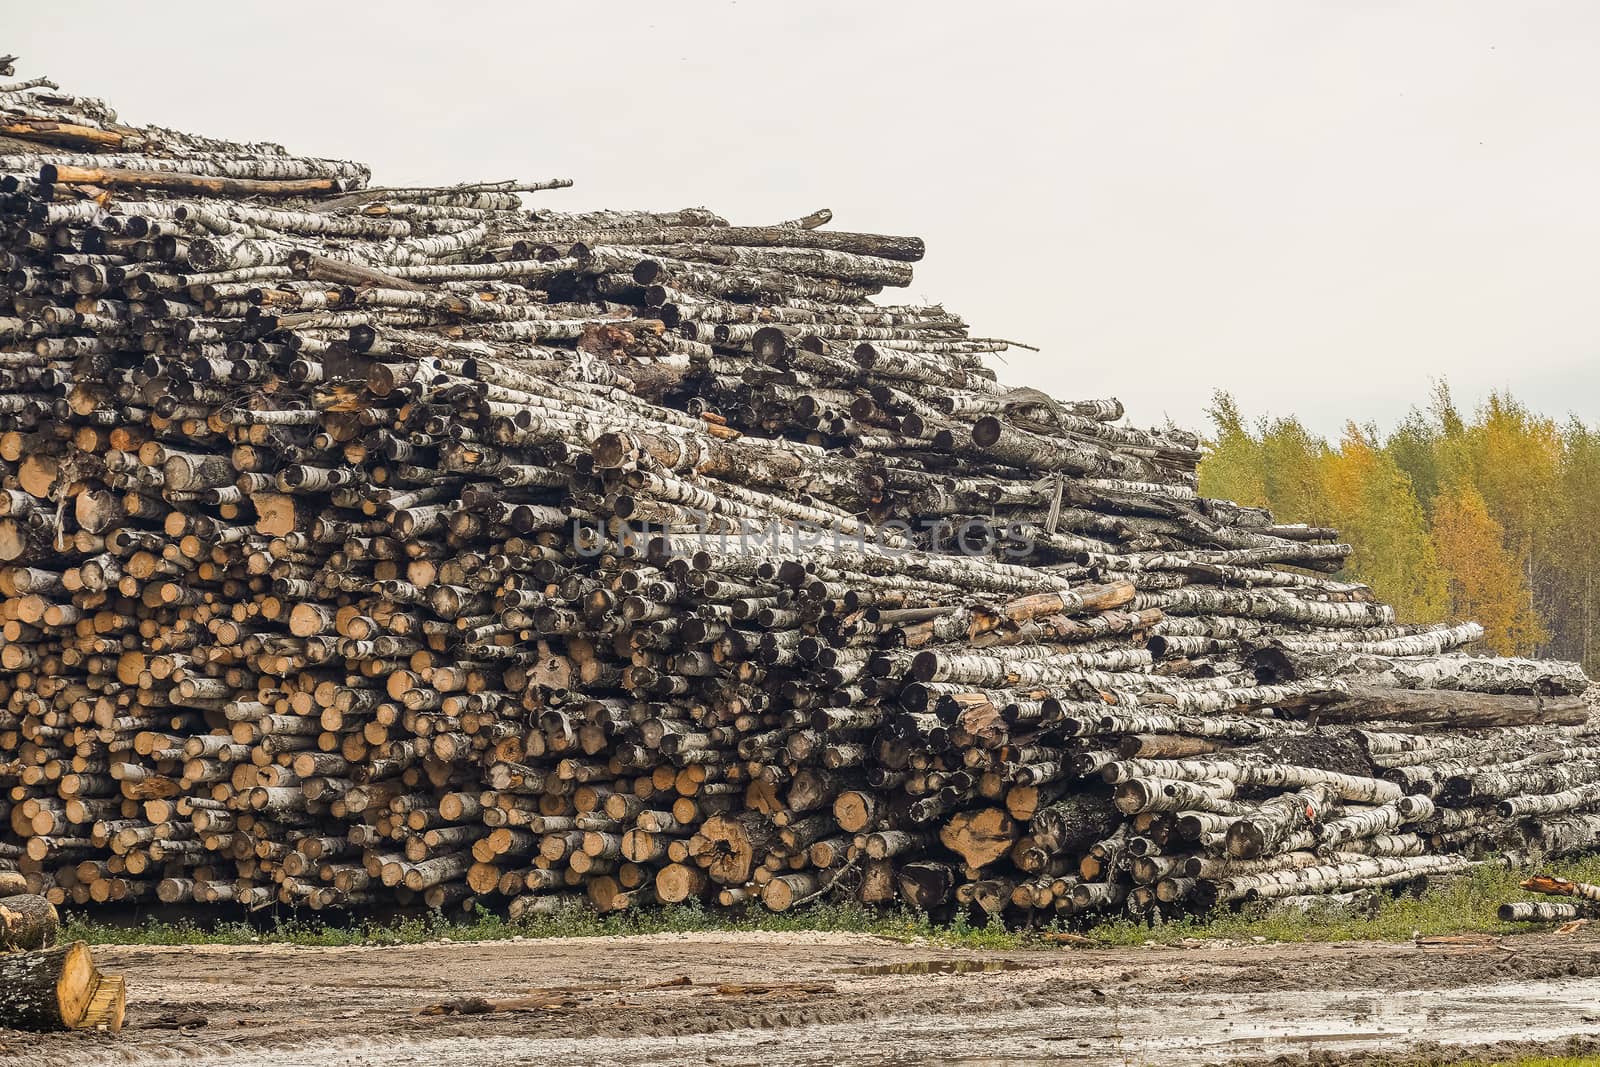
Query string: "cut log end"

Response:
xmin=0 ymin=941 xmax=124 ymax=1032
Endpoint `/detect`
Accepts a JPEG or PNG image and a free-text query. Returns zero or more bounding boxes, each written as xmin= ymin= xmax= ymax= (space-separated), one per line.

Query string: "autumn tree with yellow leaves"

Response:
xmin=1428 ymin=484 xmax=1544 ymax=655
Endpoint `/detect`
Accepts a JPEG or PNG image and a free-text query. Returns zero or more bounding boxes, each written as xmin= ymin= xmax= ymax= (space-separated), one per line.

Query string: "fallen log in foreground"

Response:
xmin=0 ymin=940 xmax=124 ymax=1032
xmin=0 ymin=58 xmax=1594 ymax=928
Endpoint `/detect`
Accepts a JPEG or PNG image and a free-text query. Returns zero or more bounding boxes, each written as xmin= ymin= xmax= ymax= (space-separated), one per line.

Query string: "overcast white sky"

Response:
xmin=15 ymin=2 xmax=1600 ymax=436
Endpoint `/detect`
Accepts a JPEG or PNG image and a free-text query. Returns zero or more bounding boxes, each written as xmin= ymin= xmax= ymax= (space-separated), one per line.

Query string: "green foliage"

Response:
xmin=57 ymin=899 xmax=1030 ymax=951
xmin=1199 ymin=391 xmax=1268 ymax=508
xmin=1387 ymin=404 xmax=1444 ymax=511
xmin=1199 ymin=400 xmax=1447 ymax=623
xmin=1256 ymin=414 xmax=1331 ymax=523
xmin=1548 ymin=419 xmax=1600 ymax=669
xmin=1460 ymin=394 xmax=1561 ymax=558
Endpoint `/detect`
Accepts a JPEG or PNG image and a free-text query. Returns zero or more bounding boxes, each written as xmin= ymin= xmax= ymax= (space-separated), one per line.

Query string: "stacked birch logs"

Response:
xmin=0 ymin=59 xmax=1594 ymax=925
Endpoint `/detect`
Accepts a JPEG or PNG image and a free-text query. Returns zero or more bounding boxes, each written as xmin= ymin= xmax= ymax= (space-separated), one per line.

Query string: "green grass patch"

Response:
xmin=57 ymin=854 xmax=1600 ymax=950
xmin=59 ymin=899 xmax=1028 ymax=950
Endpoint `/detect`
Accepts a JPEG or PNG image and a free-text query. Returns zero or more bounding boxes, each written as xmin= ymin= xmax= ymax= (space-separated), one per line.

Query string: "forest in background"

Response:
xmin=1197 ymin=383 xmax=1600 ymax=673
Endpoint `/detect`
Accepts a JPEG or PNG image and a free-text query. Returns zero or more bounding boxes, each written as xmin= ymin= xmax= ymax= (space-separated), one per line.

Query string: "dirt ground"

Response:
xmin=8 ymin=929 xmax=1600 ymax=1066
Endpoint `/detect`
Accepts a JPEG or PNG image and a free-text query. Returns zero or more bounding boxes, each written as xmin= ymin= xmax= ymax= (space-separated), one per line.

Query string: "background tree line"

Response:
xmin=1198 ymin=383 xmax=1600 ymax=672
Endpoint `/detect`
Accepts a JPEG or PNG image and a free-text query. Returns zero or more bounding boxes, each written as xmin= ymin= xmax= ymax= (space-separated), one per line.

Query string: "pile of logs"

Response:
xmin=0 ymin=57 xmax=1595 ymax=926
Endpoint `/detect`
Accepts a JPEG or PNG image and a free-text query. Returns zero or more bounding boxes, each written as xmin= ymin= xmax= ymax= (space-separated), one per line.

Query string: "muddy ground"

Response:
xmin=8 ymin=929 xmax=1600 ymax=1066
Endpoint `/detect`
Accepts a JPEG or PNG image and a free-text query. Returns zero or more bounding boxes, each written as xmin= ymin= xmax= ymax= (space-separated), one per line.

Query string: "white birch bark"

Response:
xmin=1211 ymin=854 xmax=1470 ymax=903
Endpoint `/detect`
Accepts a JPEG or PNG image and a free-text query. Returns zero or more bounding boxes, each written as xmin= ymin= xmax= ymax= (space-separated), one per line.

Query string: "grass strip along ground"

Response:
xmin=57 ymin=855 xmax=1600 ymax=951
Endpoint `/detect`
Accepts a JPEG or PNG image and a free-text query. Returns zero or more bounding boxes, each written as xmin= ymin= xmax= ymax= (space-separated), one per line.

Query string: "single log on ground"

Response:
xmin=0 ymin=941 xmax=124 ymax=1032
xmin=1499 ymin=900 xmax=1596 ymax=922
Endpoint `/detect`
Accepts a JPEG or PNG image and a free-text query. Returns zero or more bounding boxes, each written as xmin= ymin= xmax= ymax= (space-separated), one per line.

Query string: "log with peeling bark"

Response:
xmin=1520 ymin=873 xmax=1600 ymax=902
xmin=0 ymin=56 xmax=1592 ymax=929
